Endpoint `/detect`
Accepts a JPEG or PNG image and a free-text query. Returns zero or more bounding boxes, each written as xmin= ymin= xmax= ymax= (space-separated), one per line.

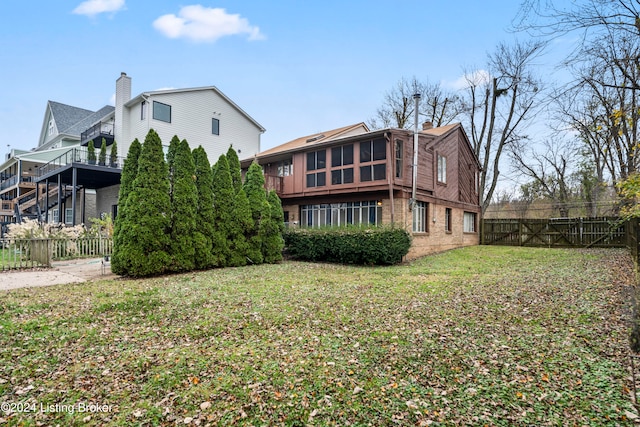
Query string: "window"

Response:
xmin=306 ymin=172 xmax=326 ymax=188
xmin=277 ymin=159 xmax=293 ymax=177
xmin=395 ymin=139 xmax=403 ymax=178
xmin=65 ymin=208 xmax=73 ymax=225
xmin=463 ymin=212 xmax=477 ymax=233
xmin=51 ymin=208 xmax=59 ymax=223
xmin=307 ymin=150 xmax=326 ymax=170
xmin=306 ymin=150 xmax=326 ymax=188
xmin=331 ymin=144 xmax=354 ymax=184
xmin=331 ymin=168 xmax=354 ymax=185
xmin=360 ymin=138 xmax=386 ymax=163
xmin=140 ymin=101 xmax=147 ymax=120
xmin=301 ymin=201 xmax=382 ymax=228
xmin=332 ymin=145 xmax=354 ymax=167
xmin=445 ymin=208 xmax=452 ymax=232
xmin=112 ymin=204 xmax=119 ymax=220
xmin=48 ymin=119 xmax=54 ymax=136
xmin=360 ymin=164 xmax=386 ymax=182
xmin=437 ymin=153 xmax=447 ymax=184
xmin=152 ymin=101 xmax=171 ymax=123
xmin=413 ymin=201 xmax=427 ymax=233
xmin=212 ymin=118 xmax=220 ymax=135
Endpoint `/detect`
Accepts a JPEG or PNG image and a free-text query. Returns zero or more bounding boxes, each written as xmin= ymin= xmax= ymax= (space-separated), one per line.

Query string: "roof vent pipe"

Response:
xmin=410 ymin=93 xmax=421 ymax=210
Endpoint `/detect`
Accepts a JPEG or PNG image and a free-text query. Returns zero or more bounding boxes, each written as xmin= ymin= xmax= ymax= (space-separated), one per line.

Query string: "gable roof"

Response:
xmin=255 ymin=123 xmax=370 ymax=159
xmin=48 ymin=101 xmax=95 ymax=134
xmin=125 ymin=86 xmax=265 ymax=133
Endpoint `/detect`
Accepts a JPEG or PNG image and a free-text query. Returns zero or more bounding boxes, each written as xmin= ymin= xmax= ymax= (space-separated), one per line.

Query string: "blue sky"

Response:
xmin=0 ymin=0 xmax=565 ymax=157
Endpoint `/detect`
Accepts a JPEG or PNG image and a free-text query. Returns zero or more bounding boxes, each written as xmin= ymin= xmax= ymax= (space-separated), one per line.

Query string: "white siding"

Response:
xmin=119 ymin=89 xmax=262 ymax=165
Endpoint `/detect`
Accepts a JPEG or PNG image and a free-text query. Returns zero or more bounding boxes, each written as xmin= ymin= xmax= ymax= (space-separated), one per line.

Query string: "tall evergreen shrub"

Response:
xmin=168 ymin=139 xmax=198 ymax=272
xmin=117 ymin=129 xmax=171 ymax=277
xmin=226 ymin=146 xmax=243 ymax=193
xmin=192 ymin=146 xmax=215 ymax=270
xmin=243 ymin=162 xmax=268 ymax=264
xmin=99 ymin=138 xmax=107 ymax=165
xmin=262 ymin=190 xmax=285 ymax=263
xmin=111 ymin=138 xmax=141 ymax=275
xmin=211 ymin=155 xmax=235 ymax=267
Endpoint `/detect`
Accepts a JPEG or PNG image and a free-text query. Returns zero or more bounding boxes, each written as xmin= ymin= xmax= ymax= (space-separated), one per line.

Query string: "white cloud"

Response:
xmin=72 ymin=0 xmax=125 ymax=17
xmin=443 ymin=69 xmax=492 ymax=91
xmin=153 ymin=5 xmax=265 ymax=43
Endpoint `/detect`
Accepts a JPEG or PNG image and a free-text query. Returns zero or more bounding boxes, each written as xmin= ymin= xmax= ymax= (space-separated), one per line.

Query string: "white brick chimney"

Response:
xmin=115 ymin=72 xmax=131 ymax=148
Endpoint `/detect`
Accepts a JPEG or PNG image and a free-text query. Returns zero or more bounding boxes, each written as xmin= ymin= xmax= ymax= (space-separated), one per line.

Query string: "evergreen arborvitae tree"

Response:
xmin=226 ymin=145 xmax=243 ymax=193
xmin=228 ymin=187 xmax=253 ymax=266
xmin=192 ymin=146 xmax=215 ymax=270
xmin=211 ymin=155 xmax=235 ymax=267
xmin=262 ymin=189 xmax=285 ymax=263
xmin=168 ymin=139 xmax=198 ymax=272
xmin=117 ymin=129 xmax=171 ymax=277
xmin=166 ymin=135 xmax=181 ymax=198
xmin=99 ymin=138 xmax=107 ymax=165
xmin=243 ymin=162 xmax=268 ymax=264
xmin=111 ymin=139 xmax=141 ymax=275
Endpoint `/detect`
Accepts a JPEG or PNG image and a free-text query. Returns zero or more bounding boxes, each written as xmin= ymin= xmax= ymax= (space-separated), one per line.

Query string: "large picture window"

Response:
xmin=301 ymin=201 xmax=382 ymax=228
xmin=153 ymin=101 xmax=171 ymax=123
xmin=331 ymin=144 xmax=354 ymax=185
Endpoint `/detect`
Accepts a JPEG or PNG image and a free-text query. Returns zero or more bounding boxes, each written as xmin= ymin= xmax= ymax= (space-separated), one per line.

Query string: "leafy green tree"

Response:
xmin=117 ymin=129 xmax=171 ymax=277
xmin=262 ymin=189 xmax=285 ymax=263
xmin=168 ymin=139 xmax=198 ymax=272
xmin=192 ymin=146 xmax=215 ymax=269
xmin=99 ymin=138 xmax=107 ymax=165
xmin=111 ymin=138 xmax=141 ymax=275
xmin=226 ymin=145 xmax=243 ymax=193
xmin=211 ymin=155 xmax=235 ymax=267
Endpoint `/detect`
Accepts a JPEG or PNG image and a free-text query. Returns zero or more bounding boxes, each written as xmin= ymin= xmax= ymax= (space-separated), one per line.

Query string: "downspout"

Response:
xmin=410 ymin=93 xmax=421 ymax=210
xmin=385 ymin=132 xmax=394 ymax=224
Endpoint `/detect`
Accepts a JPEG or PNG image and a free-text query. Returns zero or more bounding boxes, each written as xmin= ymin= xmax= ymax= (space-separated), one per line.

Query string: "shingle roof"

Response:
xmin=48 ymin=101 xmax=96 ymax=135
xmin=65 ymin=105 xmax=114 ymax=136
xmin=255 ymin=123 xmax=370 ymax=158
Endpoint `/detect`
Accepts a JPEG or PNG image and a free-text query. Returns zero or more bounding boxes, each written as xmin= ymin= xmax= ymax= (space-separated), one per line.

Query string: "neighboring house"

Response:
xmin=0 ymin=73 xmax=264 ymax=233
xmin=241 ymin=122 xmax=482 ymax=259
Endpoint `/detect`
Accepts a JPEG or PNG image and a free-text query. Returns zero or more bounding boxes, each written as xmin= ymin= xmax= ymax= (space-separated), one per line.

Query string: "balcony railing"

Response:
xmin=264 ymin=174 xmax=284 ymax=193
xmin=37 ymin=147 xmax=125 ymax=179
xmin=80 ymin=122 xmax=114 ymax=146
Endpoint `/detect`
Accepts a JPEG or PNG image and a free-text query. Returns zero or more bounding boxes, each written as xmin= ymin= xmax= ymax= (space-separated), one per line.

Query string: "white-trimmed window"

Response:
xmin=51 ymin=208 xmax=59 ymax=223
xmin=48 ymin=119 xmax=54 ymax=136
xmin=141 ymin=101 xmax=147 ymax=120
xmin=212 ymin=118 xmax=220 ymax=135
xmin=301 ymin=201 xmax=382 ymax=228
xmin=437 ymin=153 xmax=447 ymax=184
xmin=463 ymin=211 xmax=477 ymax=233
xmin=65 ymin=208 xmax=73 ymax=225
xmin=412 ymin=201 xmax=427 ymax=233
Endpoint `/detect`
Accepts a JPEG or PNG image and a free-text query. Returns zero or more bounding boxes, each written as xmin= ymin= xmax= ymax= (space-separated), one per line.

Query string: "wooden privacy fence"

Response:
xmin=0 ymin=237 xmax=113 ymax=271
xmin=482 ymin=217 xmax=628 ymax=248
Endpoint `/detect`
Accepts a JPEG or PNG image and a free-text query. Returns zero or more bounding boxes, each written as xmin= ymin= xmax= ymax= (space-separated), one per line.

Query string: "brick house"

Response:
xmin=241 ymin=122 xmax=482 ymax=259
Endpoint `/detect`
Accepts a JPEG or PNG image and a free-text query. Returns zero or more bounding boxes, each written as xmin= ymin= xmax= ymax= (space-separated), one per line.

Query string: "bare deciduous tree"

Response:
xmin=461 ymin=40 xmax=545 ymax=213
xmin=511 ymin=138 xmax=576 ymax=218
xmin=368 ymin=77 xmax=462 ymax=130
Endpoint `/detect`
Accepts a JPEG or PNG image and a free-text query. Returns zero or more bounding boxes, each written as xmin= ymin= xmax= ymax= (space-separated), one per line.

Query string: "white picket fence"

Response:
xmin=0 ymin=238 xmax=113 ymax=270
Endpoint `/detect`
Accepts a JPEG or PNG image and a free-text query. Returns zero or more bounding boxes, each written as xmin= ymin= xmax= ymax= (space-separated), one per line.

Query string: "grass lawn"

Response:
xmin=0 ymin=246 xmax=637 ymax=426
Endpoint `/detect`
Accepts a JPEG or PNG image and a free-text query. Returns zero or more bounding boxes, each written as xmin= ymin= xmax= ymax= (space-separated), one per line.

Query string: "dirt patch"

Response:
xmin=0 ymin=257 xmax=118 ymax=291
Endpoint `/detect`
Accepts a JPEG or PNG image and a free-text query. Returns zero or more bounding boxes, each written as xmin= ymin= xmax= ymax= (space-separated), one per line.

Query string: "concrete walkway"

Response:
xmin=0 ymin=257 xmax=118 ymax=291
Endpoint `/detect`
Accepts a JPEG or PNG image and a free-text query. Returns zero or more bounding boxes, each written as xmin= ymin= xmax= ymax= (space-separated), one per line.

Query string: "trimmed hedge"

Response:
xmin=283 ymin=227 xmax=411 ymax=265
